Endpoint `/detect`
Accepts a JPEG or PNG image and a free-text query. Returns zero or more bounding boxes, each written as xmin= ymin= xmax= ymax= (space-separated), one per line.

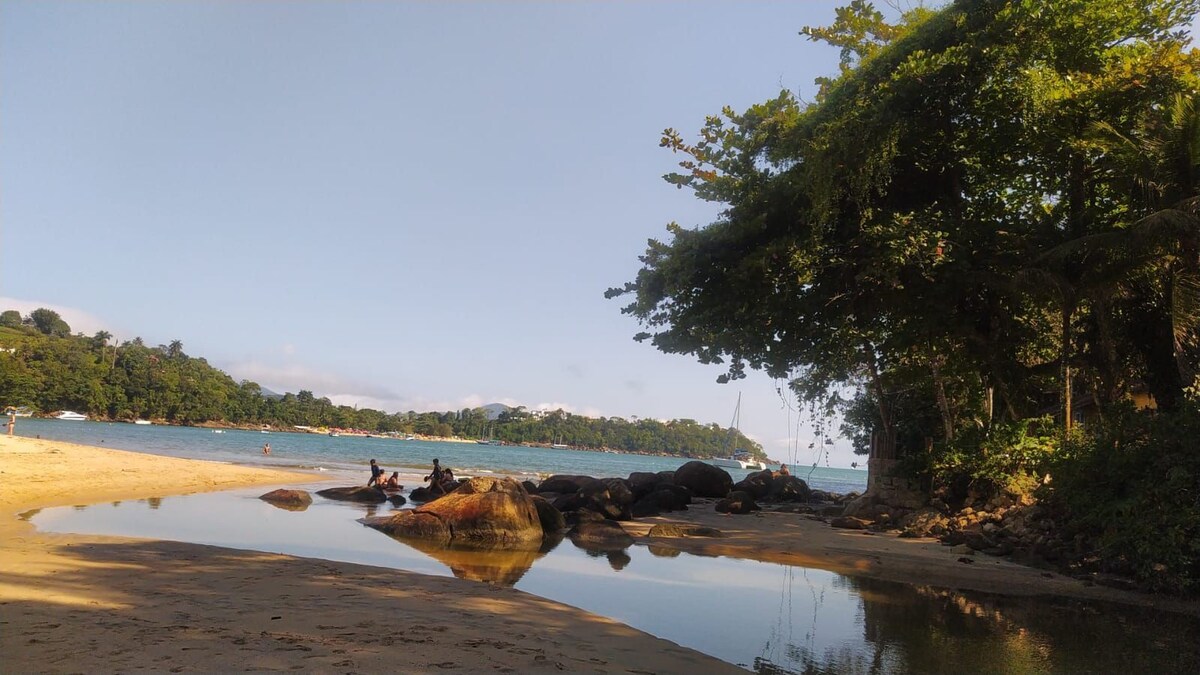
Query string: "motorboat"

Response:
xmin=133 ymin=419 xmax=152 ymax=425
xmin=55 ymin=410 xmax=87 ymax=421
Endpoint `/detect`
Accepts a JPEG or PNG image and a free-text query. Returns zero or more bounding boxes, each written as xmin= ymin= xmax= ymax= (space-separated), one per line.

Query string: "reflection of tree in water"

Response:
xmin=754 ymin=574 xmax=1200 ymax=674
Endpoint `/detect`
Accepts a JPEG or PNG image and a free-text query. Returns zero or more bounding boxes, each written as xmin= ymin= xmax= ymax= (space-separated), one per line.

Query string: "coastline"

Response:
xmin=0 ymin=435 xmax=739 ymax=673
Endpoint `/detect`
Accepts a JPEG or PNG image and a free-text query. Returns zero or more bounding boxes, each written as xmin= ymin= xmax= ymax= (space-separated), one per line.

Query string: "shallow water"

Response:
xmin=15 ymin=417 xmax=868 ymax=493
xmin=31 ymin=487 xmax=1200 ymax=674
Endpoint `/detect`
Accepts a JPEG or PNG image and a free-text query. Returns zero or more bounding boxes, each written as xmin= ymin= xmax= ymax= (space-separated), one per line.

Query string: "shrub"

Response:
xmin=1045 ymin=403 xmax=1200 ymax=594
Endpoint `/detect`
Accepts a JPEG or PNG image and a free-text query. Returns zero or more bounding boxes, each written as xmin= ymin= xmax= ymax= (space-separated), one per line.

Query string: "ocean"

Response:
xmin=14 ymin=418 xmax=868 ymax=494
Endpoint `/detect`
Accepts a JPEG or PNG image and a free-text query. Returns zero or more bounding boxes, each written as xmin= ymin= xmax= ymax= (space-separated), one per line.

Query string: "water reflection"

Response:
xmin=144 ymin=496 xmax=163 ymax=510
xmin=383 ymin=533 xmax=564 ymax=586
xmin=752 ymin=574 xmax=1200 ymax=674
xmin=27 ymin=487 xmax=1200 ymax=674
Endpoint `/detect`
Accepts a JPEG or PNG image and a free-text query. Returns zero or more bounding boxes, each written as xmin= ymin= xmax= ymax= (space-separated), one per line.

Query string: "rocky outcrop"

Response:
xmin=831 ymin=516 xmax=871 ymax=530
xmin=317 ymin=486 xmax=388 ymax=504
xmin=259 ymin=489 xmax=312 ymax=511
xmin=672 ymin=461 xmax=732 ymax=498
xmin=361 ymin=477 xmax=544 ymax=547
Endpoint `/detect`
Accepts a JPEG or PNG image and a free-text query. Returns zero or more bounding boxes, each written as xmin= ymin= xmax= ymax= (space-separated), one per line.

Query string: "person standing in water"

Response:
xmin=367 ymin=458 xmax=384 ymax=487
xmin=262 ymin=442 xmax=271 ymax=455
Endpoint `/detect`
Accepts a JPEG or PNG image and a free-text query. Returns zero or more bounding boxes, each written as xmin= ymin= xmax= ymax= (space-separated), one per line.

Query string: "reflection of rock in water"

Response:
xmin=759 ymin=573 xmax=1200 ymax=675
xmin=388 ymin=536 xmax=561 ymax=586
xmin=647 ymin=545 xmax=681 ymax=558
xmin=606 ymin=550 xmax=631 ymax=570
xmin=145 ymin=497 xmax=162 ymax=510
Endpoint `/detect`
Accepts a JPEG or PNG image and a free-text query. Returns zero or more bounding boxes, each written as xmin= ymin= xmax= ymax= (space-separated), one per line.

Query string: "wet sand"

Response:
xmin=0 ymin=435 xmax=739 ymax=673
xmin=626 ymin=501 xmax=1200 ymax=618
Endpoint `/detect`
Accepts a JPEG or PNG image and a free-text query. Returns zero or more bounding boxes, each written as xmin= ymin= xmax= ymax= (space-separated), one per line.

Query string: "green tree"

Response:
xmin=28 ymin=308 xmax=71 ymax=337
xmin=0 ymin=310 xmax=22 ymax=329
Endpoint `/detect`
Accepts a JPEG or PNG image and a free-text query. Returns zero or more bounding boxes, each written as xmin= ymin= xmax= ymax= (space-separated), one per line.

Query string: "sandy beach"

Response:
xmin=4 ymin=435 xmax=1196 ymax=674
xmin=0 ymin=435 xmax=739 ymax=674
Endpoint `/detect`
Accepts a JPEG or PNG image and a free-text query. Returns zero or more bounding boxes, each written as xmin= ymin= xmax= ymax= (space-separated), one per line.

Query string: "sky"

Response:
xmin=7 ymin=2 xmax=1189 ymax=468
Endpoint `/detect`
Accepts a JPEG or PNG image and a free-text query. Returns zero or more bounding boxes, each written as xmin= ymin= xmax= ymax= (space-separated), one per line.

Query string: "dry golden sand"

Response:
xmin=0 ymin=435 xmax=739 ymax=674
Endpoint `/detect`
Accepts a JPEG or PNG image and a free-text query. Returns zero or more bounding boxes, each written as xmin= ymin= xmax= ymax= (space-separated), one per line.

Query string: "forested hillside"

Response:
xmin=0 ymin=309 xmax=761 ymax=459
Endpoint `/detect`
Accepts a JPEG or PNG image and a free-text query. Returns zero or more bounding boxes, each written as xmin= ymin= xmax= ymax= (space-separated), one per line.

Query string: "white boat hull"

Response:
xmin=55 ymin=411 xmax=87 ymax=421
xmin=710 ymin=457 xmax=767 ymax=471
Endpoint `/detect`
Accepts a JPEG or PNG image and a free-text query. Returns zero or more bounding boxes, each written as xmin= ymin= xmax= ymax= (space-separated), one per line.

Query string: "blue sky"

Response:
xmin=6 ymin=2 xmax=1190 ymax=468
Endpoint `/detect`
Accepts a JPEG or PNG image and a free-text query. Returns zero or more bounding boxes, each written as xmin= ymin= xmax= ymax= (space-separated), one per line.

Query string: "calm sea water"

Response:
xmin=15 ymin=418 xmax=868 ymax=494
xmin=32 ymin=488 xmax=1200 ymax=674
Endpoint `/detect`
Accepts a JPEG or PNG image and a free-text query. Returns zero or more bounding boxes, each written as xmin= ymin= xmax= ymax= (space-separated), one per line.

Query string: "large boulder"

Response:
xmin=627 ymin=471 xmax=665 ymax=500
xmin=259 ymin=489 xmax=312 ymax=511
xmin=317 ymin=486 xmax=388 ymax=503
xmin=630 ymin=486 xmax=692 ymax=518
xmin=767 ymin=475 xmax=812 ymax=503
xmin=530 ymin=495 xmax=566 ymax=533
xmin=538 ymin=475 xmax=603 ymax=494
xmin=673 ymin=461 xmax=733 ymax=498
xmin=600 ymin=478 xmax=635 ymax=506
xmin=732 ymin=470 xmax=775 ymax=500
xmin=362 ymin=477 xmax=543 ymax=546
xmin=579 ymin=481 xmax=633 ymax=521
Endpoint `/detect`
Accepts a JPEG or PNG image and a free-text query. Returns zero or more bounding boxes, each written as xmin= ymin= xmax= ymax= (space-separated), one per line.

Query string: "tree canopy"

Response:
xmin=610 ymin=0 xmax=1200 ymax=457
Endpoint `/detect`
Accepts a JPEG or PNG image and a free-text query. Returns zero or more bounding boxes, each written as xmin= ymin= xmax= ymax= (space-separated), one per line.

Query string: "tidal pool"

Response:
xmin=31 ymin=486 xmax=1200 ymax=674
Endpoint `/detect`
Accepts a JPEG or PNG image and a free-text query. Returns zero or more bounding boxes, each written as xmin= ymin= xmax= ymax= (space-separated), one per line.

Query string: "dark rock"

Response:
xmin=568 ymin=519 xmax=634 ymax=551
xmin=647 ymin=524 xmax=724 ymax=538
xmin=809 ymin=489 xmax=832 ymax=503
xmin=551 ymin=492 xmax=585 ymax=512
xmin=715 ymin=490 xmax=761 ymax=514
xmin=767 ymin=475 xmax=811 ymax=503
xmin=627 ymin=472 xmax=664 ymax=499
xmin=599 ymin=478 xmax=635 ymax=506
xmin=388 ymin=493 xmax=407 ymax=507
xmin=317 ymin=486 xmax=388 ymax=504
xmin=673 ymin=461 xmax=733 ymax=498
xmin=732 ymin=469 xmax=774 ymax=500
xmin=259 ymin=489 xmax=312 ymax=511
xmin=579 ymin=481 xmax=632 ymax=521
xmin=530 ymin=495 xmax=565 ymax=533
xmin=631 ymin=486 xmax=692 ymax=518
xmin=564 ymin=508 xmax=607 ymax=527
xmin=538 ymin=474 xmax=603 ymax=494
xmin=521 ymin=480 xmax=540 ymax=494
xmin=647 ymin=545 xmax=681 ymax=558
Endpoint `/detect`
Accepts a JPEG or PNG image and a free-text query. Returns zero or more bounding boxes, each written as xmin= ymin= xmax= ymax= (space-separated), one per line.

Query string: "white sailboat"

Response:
xmin=710 ymin=394 xmax=766 ymax=471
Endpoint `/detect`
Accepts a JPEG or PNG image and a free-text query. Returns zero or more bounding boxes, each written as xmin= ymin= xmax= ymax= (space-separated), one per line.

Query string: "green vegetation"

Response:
xmin=0 ymin=311 xmax=760 ymax=459
xmin=609 ymin=0 xmax=1199 ymax=591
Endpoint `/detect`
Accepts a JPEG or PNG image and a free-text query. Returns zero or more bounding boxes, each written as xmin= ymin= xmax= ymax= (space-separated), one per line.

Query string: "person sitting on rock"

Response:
xmin=779 ymin=464 xmax=790 ymax=476
xmin=440 ymin=467 xmax=457 ymax=490
xmin=425 ymin=458 xmax=447 ymax=494
xmin=385 ymin=471 xmax=401 ymax=489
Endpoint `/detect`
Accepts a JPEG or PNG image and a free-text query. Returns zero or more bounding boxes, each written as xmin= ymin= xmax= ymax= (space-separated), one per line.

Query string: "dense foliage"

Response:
xmin=609 ymin=0 xmax=1199 ymax=590
xmin=611 ymin=0 xmax=1199 ymax=457
xmin=0 ymin=313 xmax=760 ymax=459
xmin=1046 ymin=403 xmax=1200 ymax=593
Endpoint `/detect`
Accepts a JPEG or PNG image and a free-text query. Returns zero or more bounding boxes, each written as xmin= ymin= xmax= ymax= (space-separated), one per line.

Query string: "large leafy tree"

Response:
xmin=610 ymin=0 xmax=1200 ymax=456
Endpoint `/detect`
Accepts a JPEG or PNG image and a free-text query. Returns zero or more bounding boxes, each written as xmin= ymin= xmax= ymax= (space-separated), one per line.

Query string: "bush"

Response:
xmin=1045 ymin=404 xmax=1200 ymax=594
xmin=904 ymin=417 xmax=1058 ymax=500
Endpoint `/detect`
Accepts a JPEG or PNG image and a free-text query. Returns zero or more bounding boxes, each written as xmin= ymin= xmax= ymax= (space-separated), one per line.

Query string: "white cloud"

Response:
xmin=0 ymin=297 xmax=115 ymax=337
